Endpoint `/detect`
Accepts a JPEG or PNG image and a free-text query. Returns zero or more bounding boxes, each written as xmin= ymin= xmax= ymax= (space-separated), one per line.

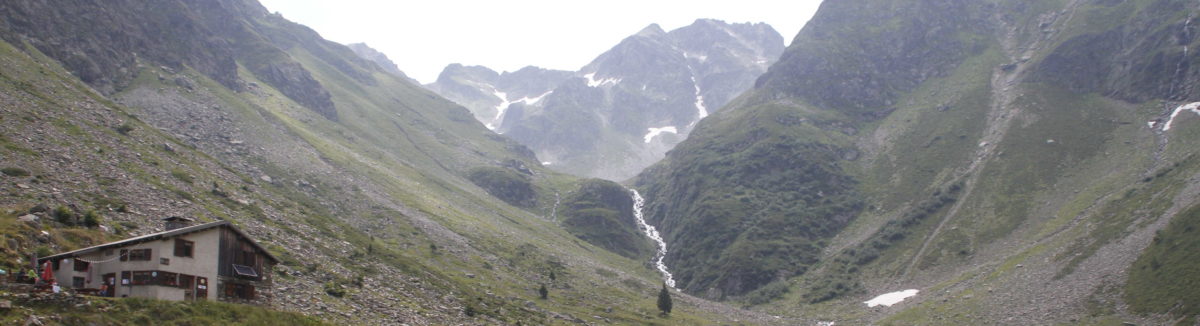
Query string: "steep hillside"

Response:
xmin=429 ymin=19 xmax=784 ymax=180
xmin=637 ymin=0 xmax=1200 ymax=324
xmin=558 ymin=179 xmax=654 ymax=260
xmin=0 ymin=0 xmax=785 ymax=324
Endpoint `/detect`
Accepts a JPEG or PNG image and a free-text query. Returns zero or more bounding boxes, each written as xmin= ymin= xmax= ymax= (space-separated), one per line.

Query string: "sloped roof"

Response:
xmin=38 ymin=220 xmax=280 ymax=264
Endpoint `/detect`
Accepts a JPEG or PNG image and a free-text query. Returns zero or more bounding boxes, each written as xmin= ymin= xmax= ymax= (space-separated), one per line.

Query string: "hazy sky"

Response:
xmin=258 ymin=0 xmax=824 ymax=84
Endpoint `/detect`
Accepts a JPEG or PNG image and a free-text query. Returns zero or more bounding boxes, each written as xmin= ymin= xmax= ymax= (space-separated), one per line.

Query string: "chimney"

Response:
xmin=163 ymin=216 xmax=195 ymax=231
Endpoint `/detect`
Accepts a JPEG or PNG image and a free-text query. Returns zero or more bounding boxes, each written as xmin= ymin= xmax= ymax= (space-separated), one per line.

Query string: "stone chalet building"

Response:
xmin=38 ymin=217 xmax=279 ymax=304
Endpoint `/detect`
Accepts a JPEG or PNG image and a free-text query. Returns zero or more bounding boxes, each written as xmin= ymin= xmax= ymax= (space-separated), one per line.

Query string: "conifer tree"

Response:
xmin=657 ymin=283 xmax=672 ymax=315
xmin=538 ymin=284 xmax=548 ymax=300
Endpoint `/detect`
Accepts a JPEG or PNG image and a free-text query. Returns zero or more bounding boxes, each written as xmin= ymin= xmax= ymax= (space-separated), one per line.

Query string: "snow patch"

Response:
xmin=516 ymin=91 xmax=553 ymax=105
xmin=584 ymin=73 xmax=621 ymax=87
xmin=631 ymin=190 xmax=675 ymax=287
xmin=690 ymin=76 xmax=709 ymax=119
xmin=864 ymin=289 xmax=918 ymax=307
xmin=484 ymin=89 xmax=512 ymax=130
xmin=485 ymin=90 xmax=552 ymax=130
xmin=541 ymin=161 xmax=552 ymax=166
xmin=1163 ymin=102 xmax=1200 ymax=131
xmin=643 ymin=126 xmax=678 ymax=143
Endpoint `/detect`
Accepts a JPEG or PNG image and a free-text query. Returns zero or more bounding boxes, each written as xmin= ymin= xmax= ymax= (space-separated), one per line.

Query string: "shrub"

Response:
xmin=115 ymin=123 xmax=135 ymax=135
xmin=171 ymin=169 xmax=194 ymax=184
xmin=82 ymin=210 xmax=101 ymax=228
xmin=53 ymin=206 xmax=76 ymax=225
xmin=743 ymin=280 xmax=791 ymax=306
xmin=1 ymin=167 xmax=30 ymax=177
xmin=323 ymin=282 xmax=347 ymax=297
xmin=34 ymin=246 xmax=54 ymax=257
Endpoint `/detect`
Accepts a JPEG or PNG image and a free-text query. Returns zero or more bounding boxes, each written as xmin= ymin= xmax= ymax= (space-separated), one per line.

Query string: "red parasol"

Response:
xmin=41 ymin=261 xmax=54 ymax=282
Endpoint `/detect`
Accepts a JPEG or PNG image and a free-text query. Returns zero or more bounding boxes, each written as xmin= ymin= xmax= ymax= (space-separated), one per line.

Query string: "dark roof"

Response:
xmin=38 ymin=220 xmax=280 ymax=264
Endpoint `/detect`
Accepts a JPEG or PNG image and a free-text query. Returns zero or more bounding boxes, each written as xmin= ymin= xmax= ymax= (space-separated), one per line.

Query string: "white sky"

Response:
xmin=257 ymin=0 xmax=824 ymax=84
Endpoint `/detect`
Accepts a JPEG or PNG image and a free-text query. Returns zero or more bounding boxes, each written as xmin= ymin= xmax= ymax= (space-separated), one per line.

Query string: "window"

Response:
xmin=72 ymin=277 xmax=85 ymax=288
xmin=174 ymin=239 xmax=194 ymax=258
xmin=73 ymin=259 xmax=90 ymax=272
xmin=160 ymin=258 xmax=170 ymax=265
xmin=120 ymin=249 xmax=127 ymax=261
xmin=131 ymin=271 xmax=153 ymax=285
xmin=159 ymin=272 xmax=178 ymax=287
xmin=128 ymin=249 xmax=151 ymax=261
xmin=232 ymin=264 xmax=258 ymax=278
xmin=178 ymin=274 xmax=195 ymax=289
xmin=121 ymin=271 xmax=131 ymax=285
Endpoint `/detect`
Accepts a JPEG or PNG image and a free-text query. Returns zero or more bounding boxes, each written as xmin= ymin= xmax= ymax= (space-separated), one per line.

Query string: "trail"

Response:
xmin=630 ymin=189 xmax=675 ymax=287
xmin=902 ymin=0 xmax=1084 ymax=278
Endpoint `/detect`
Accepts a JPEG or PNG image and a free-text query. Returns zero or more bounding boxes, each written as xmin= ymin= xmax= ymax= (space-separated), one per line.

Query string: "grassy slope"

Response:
xmin=639 ymin=0 xmax=1200 ymax=324
xmin=856 ymin=1 xmax=1200 ymax=324
xmin=0 ymin=296 xmax=324 ymax=326
xmin=1125 ymin=203 xmax=1200 ymax=321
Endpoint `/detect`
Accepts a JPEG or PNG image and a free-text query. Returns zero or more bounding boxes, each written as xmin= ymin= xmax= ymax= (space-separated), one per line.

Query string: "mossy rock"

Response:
xmin=1 ymin=167 xmax=30 ymax=177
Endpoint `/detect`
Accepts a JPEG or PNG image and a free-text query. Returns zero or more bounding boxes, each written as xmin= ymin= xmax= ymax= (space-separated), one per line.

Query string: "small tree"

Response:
xmin=538 ymin=284 xmax=548 ymax=300
xmin=53 ymin=206 xmax=76 ymax=226
xmin=657 ymin=283 xmax=672 ymax=315
xmin=549 ymin=270 xmax=556 ymax=282
xmin=82 ymin=210 xmax=101 ymax=228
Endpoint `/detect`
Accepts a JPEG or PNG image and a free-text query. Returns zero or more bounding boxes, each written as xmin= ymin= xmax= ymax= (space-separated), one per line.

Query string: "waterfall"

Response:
xmin=630 ymin=189 xmax=676 ymax=287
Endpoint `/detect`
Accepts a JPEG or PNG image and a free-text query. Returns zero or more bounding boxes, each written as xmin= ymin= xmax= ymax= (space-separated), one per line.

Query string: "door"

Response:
xmin=102 ymin=274 xmax=116 ymax=297
xmin=179 ymin=274 xmax=195 ymax=301
xmin=196 ymin=277 xmax=208 ymax=299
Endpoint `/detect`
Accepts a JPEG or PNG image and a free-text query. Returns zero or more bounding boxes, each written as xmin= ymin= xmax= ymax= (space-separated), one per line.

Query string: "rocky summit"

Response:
xmin=428 ymin=19 xmax=784 ymax=181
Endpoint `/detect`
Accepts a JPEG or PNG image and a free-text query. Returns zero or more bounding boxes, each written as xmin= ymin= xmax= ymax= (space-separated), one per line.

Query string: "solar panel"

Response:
xmin=232 ymin=264 xmax=258 ymax=277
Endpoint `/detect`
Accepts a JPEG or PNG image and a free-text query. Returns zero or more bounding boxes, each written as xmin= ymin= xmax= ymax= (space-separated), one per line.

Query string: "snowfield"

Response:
xmin=864 ymin=289 xmax=919 ymax=307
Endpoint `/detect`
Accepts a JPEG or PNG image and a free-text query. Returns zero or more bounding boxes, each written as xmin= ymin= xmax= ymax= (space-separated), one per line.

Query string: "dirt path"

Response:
xmin=901 ymin=0 xmax=1085 ymax=279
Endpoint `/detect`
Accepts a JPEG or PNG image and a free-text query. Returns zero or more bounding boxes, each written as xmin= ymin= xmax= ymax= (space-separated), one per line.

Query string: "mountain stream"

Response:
xmin=630 ymin=189 xmax=676 ymax=287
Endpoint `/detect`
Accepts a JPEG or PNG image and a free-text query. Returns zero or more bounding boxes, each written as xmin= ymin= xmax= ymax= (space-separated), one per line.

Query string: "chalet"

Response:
xmin=37 ymin=217 xmax=278 ymax=305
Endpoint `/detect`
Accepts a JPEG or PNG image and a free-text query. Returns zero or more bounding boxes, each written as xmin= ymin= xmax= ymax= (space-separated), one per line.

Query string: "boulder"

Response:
xmin=28 ymin=204 xmax=49 ymax=213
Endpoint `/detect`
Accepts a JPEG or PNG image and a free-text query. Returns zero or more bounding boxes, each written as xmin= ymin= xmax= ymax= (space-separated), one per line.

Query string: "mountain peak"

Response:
xmin=636 ymin=23 xmax=667 ymax=38
xmin=345 ymin=42 xmax=414 ymax=81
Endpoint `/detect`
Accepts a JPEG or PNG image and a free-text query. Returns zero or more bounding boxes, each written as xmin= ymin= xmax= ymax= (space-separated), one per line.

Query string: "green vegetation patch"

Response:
xmin=466 ymin=166 xmax=536 ymax=208
xmin=559 ymin=179 xmax=653 ymax=259
xmin=1 ymin=167 xmax=30 ymax=177
xmin=3 ymin=297 xmax=324 ymax=326
xmin=1125 ymin=203 xmax=1200 ymax=318
xmin=637 ymin=104 xmax=864 ymax=298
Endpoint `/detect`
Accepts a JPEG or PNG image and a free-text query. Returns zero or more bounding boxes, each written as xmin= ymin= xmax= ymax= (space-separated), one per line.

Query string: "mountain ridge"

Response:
xmin=429 ymin=18 xmax=785 ymax=180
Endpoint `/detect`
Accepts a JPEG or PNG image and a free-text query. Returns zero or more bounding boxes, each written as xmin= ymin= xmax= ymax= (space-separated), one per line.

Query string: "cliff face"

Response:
xmin=637 ymin=0 xmax=1200 ymax=324
xmin=0 ymin=0 xmax=370 ymax=120
xmin=1032 ymin=0 xmax=1198 ymax=102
